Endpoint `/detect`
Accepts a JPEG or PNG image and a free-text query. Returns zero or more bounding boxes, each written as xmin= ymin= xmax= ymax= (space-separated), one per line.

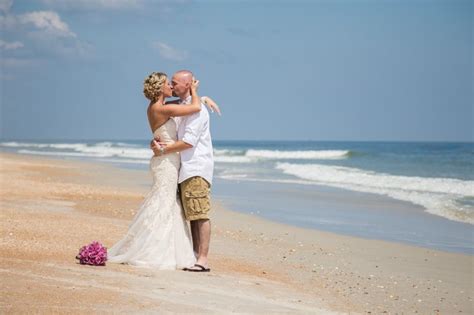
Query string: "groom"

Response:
xmin=151 ymin=70 xmax=214 ymax=272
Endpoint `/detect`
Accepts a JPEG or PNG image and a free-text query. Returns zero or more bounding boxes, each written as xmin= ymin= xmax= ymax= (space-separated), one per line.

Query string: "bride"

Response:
xmin=107 ymin=72 xmax=214 ymax=270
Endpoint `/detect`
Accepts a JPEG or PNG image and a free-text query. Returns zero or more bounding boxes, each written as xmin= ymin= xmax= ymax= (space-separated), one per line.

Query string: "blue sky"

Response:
xmin=1 ymin=0 xmax=472 ymax=141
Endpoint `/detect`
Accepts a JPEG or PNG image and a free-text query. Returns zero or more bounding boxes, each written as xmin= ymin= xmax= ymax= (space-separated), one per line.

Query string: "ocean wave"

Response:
xmin=214 ymin=149 xmax=246 ymax=156
xmin=1 ymin=142 xmax=56 ymax=148
xmin=8 ymin=141 xmax=153 ymax=160
xmin=275 ymin=162 xmax=474 ymax=225
xmin=17 ymin=149 xmax=106 ymax=158
xmin=96 ymin=158 xmax=149 ymax=165
xmin=214 ymin=156 xmax=254 ymax=163
xmin=17 ymin=146 xmax=153 ymax=160
xmin=246 ymin=149 xmax=351 ymax=160
xmin=213 ymin=148 xmax=352 ymax=163
xmin=3 ymin=142 xmax=352 ymax=163
xmin=49 ymin=143 xmax=88 ymax=150
xmin=95 ymin=141 xmax=138 ymax=147
xmin=218 ymin=174 xmax=311 ymax=185
xmin=1 ymin=142 xmax=94 ymax=151
xmin=77 ymin=146 xmax=151 ymax=159
xmin=1 ymin=141 xmax=138 ymax=149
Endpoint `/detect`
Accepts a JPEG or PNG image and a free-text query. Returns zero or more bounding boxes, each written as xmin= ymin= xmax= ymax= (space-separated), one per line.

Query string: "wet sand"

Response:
xmin=0 ymin=152 xmax=472 ymax=314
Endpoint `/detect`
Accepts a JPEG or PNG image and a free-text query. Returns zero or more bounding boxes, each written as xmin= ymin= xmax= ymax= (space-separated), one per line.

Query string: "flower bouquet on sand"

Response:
xmin=75 ymin=241 xmax=107 ymax=266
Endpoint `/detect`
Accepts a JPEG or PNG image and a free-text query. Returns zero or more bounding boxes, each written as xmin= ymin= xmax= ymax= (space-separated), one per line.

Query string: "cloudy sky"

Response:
xmin=1 ymin=0 xmax=472 ymax=141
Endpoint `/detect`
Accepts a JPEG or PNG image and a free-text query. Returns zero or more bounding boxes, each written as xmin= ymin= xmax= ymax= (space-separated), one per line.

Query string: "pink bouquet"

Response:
xmin=75 ymin=241 xmax=107 ymax=266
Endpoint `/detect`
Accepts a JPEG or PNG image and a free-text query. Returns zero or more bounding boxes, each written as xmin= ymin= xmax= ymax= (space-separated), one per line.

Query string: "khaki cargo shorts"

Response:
xmin=179 ymin=176 xmax=211 ymax=221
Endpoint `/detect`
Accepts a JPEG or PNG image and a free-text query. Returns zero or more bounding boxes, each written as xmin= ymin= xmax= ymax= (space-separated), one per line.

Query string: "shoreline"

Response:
xmin=3 ymin=147 xmax=473 ymax=254
xmin=1 ymin=152 xmax=472 ymax=314
xmin=212 ymin=177 xmax=474 ymax=255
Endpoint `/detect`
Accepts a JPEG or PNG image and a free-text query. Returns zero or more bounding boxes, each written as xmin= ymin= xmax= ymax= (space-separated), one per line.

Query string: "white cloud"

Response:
xmin=151 ymin=41 xmax=188 ymax=61
xmin=0 ymin=0 xmax=12 ymax=14
xmin=27 ymin=32 xmax=94 ymax=59
xmin=40 ymin=0 xmax=143 ymax=10
xmin=1 ymin=8 xmax=92 ymax=60
xmin=18 ymin=11 xmax=76 ymax=38
xmin=0 ymin=39 xmax=23 ymax=50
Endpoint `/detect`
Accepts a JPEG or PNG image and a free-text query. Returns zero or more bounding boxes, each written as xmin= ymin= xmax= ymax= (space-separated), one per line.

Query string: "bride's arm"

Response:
xmin=157 ymin=79 xmax=201 ymax=117
xmin=201 ymin=96 xmax=221 ymax=116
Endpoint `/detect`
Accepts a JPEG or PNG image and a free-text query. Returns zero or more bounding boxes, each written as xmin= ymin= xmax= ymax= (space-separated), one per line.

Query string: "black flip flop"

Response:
xmin=185 ymin=264 xmax=210 ymax=272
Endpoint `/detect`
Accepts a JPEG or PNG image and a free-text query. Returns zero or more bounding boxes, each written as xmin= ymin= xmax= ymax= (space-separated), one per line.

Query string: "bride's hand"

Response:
xmin=202 ymin=96 xmax=221 ymax=116
xmin=191 ymin=78 xmax=200 ymax=93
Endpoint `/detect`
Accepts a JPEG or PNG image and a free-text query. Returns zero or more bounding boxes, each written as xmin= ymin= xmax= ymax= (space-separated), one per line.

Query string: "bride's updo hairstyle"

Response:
xmin=143 ymin=72 xmax=167 ymax=102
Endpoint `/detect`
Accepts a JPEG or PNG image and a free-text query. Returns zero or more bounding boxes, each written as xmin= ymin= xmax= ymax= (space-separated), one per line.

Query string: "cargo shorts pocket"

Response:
xmin=183 ymin=189 xmax=210 ymax=216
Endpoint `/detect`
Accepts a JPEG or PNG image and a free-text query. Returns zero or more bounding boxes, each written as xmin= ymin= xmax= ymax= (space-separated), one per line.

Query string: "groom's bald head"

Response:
xmin=172 ymin=70 xmax=194 ymax=99
xmin=174 ymin=70 xmax=193 ymax=82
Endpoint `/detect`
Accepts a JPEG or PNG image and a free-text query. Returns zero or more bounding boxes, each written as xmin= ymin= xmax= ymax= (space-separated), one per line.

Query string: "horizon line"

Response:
xmin=1 ymin=138 xmax=473 ymax=144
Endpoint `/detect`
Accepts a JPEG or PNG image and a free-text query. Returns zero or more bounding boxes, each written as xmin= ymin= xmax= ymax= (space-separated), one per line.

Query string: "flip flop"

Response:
xmin=185 ymin=264 xmax=210 ymax=272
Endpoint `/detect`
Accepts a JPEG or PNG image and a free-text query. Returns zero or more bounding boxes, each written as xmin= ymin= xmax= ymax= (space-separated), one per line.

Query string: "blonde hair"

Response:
xmin=143 ymin=72 xmax=167 ymax=102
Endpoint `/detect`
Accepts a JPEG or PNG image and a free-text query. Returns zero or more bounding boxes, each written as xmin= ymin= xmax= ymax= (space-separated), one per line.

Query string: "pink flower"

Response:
xmin=75 ymin=241 xmax=107 ymax=266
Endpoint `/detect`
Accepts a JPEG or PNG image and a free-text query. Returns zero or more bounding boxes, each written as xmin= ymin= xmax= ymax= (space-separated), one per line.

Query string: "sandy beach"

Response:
xmin=0 ymin=152 xmax=472 ymax=314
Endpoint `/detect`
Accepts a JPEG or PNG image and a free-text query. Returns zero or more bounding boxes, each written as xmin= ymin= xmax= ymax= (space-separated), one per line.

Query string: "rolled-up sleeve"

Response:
xmin=182 ymin=110 xmax=205 ymax=147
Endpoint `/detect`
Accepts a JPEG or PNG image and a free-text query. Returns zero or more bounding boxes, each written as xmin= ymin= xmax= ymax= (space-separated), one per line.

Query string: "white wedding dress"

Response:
xmin=107 ymin=118 xmax=196 ymax=269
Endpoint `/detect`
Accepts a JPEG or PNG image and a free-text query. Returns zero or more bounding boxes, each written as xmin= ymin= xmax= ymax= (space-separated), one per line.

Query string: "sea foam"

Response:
xmin=213 ymin=148 xmax=351 ymax=163
xmin=276 ymin=162 xmax=474 ymax=224
xmin=246 ymin=149 xmax=350 ymax=160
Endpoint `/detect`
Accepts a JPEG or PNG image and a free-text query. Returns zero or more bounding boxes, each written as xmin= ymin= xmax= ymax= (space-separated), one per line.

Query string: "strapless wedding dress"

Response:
xmin=108 ymin=119 xmax=196 ymax=269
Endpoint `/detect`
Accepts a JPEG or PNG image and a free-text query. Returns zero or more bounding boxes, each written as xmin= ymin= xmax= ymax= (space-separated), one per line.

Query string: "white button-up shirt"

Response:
xmin=175 ymin=96 xmax=214 ymax=185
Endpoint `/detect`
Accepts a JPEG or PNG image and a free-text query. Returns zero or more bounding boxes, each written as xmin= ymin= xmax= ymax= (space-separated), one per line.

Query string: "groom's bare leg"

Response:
xmin=190 ymin=220 xmax=200 ymax=256
xmin=180 ymin=176 xmax=212 ymax=270
xmin=195 ymin=219 xmax=211 ymax=267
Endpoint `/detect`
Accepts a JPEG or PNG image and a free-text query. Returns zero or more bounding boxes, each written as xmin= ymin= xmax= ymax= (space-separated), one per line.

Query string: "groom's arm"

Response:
xmin=151 ymin=140 xmax=192 ymax=156
xmin=151 ymin=110 xmax=205 ymax=156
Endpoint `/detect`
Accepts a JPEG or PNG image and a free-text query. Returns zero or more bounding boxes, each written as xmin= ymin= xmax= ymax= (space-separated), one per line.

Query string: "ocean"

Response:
xmin=2 ymin=140 xmax=473 ymax=254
